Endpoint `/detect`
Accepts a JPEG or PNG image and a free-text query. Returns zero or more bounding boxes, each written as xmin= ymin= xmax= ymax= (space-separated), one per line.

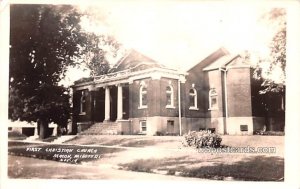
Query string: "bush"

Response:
xmin=182 ymin=130 xmax=222 ymax=148
xmin=155 ymin=131 xmax=164 ymax=136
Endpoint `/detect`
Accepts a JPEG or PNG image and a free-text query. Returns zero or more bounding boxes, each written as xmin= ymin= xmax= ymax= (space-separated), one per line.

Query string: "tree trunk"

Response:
xmin=37 ymin=118 xmax=49 ymax=139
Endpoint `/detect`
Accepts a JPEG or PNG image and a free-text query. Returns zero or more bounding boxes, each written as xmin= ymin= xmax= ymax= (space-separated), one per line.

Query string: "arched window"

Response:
xmin=139 ymin=84 xmax=148 ymax=108
xmin=189 ymin=88 xmax=198 ymax=110
xmin=80 ymin=90 xmax=87 ymax=114
xmin=166 ymin=85 xmax=174 ymax=108
xmin=209 ymin=88 xmax=218 ymax=110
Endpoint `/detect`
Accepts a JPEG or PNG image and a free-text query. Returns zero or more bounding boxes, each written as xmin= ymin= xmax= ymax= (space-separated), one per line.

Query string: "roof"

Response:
xmin=108 ymin=49 xmax=165 ymax=73
xmin=187 ymin=47 xmax=230 ymax=72
xmin=73 ymin=49 xmax=185 ymax=87
xmin=202 ymin=54 xmax=239 ymax=71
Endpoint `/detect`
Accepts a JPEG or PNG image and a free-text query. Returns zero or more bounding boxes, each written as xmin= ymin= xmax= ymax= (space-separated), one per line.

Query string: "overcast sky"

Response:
xmin=61 ymin=1 xmax=284 ymax=86
xmin=80 ymin=2 xmax=280 ymax=68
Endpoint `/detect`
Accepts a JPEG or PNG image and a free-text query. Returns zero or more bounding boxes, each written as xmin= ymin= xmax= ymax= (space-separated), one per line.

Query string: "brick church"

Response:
xmin=71 ymin=48 xmax=284 ymax=135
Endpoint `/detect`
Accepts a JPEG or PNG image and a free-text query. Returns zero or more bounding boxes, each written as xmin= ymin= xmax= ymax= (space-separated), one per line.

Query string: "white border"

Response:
xmin=1 ymin=1 xmax=300 ymax=189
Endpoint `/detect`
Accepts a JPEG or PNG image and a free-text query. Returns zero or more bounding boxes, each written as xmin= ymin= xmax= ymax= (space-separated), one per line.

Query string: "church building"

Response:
xmin=71 ymin=48 xmax=282 ymax=135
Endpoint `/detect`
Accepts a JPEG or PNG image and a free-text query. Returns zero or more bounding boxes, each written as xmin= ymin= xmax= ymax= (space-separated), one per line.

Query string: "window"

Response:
xmin=140 ymin=120 xmax=147 ymax=134
xmin=166 ymin=85 xmax=174 ymax=108
xmin=79 ymin=90 xmax=87 ymax=114
xmin=209 ymin=88 xmax=218 ymax=110
xmin=139 ymin=84 xmax=147 ymax=109
xmin=189 ymin=88 xmax=198 ymax=110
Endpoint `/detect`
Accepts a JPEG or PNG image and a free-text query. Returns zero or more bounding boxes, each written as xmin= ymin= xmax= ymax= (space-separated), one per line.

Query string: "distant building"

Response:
xmin=71 ymin=48 xmax=285 ymax=135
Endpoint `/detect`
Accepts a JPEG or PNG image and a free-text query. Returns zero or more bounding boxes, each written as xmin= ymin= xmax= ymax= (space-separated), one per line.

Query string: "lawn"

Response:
xmin=8 ymin=141 xmax=124 ymax=164
xmin=65 ymin=134 xmax=284 ymax=181
xmin=119 ymin=154 xmax=284 ymax=181
xmin=66 ymin=135 xmax=284 ymax=156
xmin=115 ymin=135 xmax=284 ymax=181
xmin=8 ymin=135 xmax=284 ymax=181
xmin=66 ymin=135 xmax=181 ymax=148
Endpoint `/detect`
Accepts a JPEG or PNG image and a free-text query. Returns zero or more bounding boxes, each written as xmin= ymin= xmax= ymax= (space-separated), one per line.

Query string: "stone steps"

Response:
xmin=80 ymin=122 xmax=119 ymax=135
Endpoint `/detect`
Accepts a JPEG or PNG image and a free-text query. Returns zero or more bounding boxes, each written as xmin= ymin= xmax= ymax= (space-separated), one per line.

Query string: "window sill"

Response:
xmin=208 ymin=108 xmax=218 ymax=111
xmin=138 ymin=106 xmax=148 ymax=109
xmin=189 ymin=107 xmax=199 ymax=111
xmin=79 ymin=112 xmax=86 ymax=115
xmin=166 ymin=105 xmax=175 ymax=109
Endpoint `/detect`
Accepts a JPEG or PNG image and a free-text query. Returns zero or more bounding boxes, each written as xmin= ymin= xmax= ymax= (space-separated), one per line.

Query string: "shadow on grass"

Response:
xmin=120 ymin=156 xmax=191 ymax=173
xmin=120 ymin=155 xmax=284 ymax=181
xmin=180 ymin=155 xmax=284 ymax=181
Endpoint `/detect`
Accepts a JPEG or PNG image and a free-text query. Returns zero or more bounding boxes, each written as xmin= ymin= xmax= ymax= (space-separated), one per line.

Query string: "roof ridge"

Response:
xmin=108 ymin=49 xmax=132 ymax=73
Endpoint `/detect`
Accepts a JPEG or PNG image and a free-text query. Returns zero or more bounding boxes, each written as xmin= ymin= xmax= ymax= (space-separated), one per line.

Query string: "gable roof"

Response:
xmin=187 ymin=47 xmax=230 ymax=73
xmin=202 ymin=51 xmax=253 ymax=71
xmin=202 ymin=54 xmax=240 ymax=71
xmin=108 ymin=49 xmax=165 ymax=73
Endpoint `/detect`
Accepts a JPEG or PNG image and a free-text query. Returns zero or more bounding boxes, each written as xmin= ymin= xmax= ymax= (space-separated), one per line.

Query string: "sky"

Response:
xmin=61 ymin=1 xmax=284 ymax=86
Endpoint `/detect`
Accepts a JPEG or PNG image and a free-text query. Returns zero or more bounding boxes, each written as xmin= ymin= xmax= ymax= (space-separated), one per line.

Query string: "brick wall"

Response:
xmin=129 ymin=78 xmax=180 ymax=118
xmin=226 ymin=68 xmax=252 ymax=117
xmin=73 ymin=89 xmax=93 ymax=123
xmin=206 ymin=69 xmax=224 ymax=118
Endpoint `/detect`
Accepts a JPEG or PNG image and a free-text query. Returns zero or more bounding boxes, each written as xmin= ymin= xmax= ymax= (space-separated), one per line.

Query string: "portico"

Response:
xmin=72 ymin=59 xmax=187 ymax=135
xmin=93 ymin=83 xmax=129 ymax=123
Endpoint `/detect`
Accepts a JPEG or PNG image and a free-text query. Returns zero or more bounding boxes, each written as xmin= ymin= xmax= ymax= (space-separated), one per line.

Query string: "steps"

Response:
xmin=80 ymin=122 xmax=119 ymax=135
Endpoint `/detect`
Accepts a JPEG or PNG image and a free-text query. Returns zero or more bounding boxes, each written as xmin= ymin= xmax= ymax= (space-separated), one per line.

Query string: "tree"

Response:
xmin=253 ymin=8 xmax=286 ymax=94
xmin=251 ymin=8 xmax=286 ymax=131
xmin=9 ymin=4 xmax=86 ymax=138
xmin=9 ymin=4 xmax=125 ymax=138
xmin=72 ymin=5 xmax=125 ymax=77
xmin=78 ymin=33 xmax=123 ymax=76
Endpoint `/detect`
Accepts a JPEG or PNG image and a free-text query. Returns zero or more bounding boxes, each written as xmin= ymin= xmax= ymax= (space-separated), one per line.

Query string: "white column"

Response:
xmin=34 ymin=126 xmax=38 ymax=136
xmin=67 ymin=121 xmax=72 ymax=134
xmin=117 ymin=85 xmax=123 ymax=120
xmin=104 ymin=86 xmax=110 ymax=121
xmin=52 ymin=126 xmax=57 ymax=136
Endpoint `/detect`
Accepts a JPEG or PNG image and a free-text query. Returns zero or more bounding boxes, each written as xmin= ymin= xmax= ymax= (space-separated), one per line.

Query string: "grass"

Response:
xmin=112 ymin=135 xmax=284 ymax=181
xmin=38 ymin=136 xmax=58 ymax=142
xmin=8 ymin=135 xmax=285 ymax=180
xmin=8 ymin=141 xmax=124 ymax=164
xmin=66 ymin=135 xmax=179 ymax=147
xmin=66 ymin=135 xmax=284 ymax=150
xmin=120 ymin=155 xmax=284 ymax=181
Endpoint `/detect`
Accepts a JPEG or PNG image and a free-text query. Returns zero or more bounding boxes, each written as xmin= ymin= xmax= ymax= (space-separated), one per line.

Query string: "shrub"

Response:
xmin=182 ymin=130 xmax=222 ymax=148
xmin=155 ymin=131 xmax=164 ymax=136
